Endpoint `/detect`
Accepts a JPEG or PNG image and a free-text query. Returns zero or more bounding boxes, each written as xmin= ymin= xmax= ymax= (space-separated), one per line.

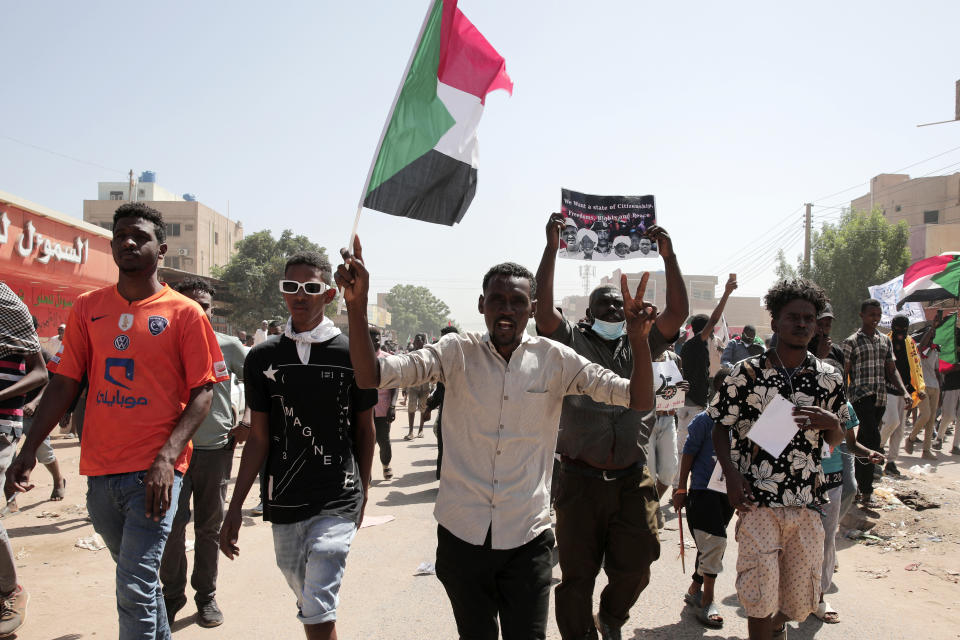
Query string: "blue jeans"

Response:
xmin=87 ymin=471 xmax=182 ymax=640
xmin=272 ymin=514 xmax=357 ymax=625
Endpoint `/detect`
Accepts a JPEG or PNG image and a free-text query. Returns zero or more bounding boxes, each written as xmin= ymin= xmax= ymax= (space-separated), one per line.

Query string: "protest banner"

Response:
xmin=867 ymin=275 xmax=926 ymax=327
xmin=558 ymin=189 xmax=657 ymax=261
xmin=653 ymin=359 xmax=685 ymax=411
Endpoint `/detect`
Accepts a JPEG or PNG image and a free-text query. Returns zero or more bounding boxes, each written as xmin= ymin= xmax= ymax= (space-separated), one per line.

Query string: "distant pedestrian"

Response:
xmin=879 ymin=314 xmax=925 ymax=476
xmin=674 ymin=367 xmax=734 ymax=629
xmin=369 ymin=327 xmax=397 ymax=480
xmin=841 ymin=299 xmax=910 ymax=505
xmin=403 ymin=333 xmax=431 ymax=440
xmin=254 ymin=320 xmax=268 ymax=345
xmin=160 ymin=278 xmax=248 ymax=628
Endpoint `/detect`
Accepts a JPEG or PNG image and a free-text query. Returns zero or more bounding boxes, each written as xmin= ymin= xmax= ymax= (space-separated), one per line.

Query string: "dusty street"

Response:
xmin=8 ymin=415 xmax=960 ymax=639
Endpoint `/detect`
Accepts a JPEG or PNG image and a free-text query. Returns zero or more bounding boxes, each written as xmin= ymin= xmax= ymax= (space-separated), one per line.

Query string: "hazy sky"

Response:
xmin=3 ymin=1 xmax=958 ymax=330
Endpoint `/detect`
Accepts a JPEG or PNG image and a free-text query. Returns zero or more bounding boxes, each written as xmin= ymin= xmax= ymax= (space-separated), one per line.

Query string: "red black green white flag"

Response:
xmin=360 ymin=0 xmax=512 ymax=227
xmin=898 ymin=252 xmax=960 ymax=308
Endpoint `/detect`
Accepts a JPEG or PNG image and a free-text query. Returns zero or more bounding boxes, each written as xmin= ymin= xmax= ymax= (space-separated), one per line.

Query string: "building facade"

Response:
xmin=84 ymin=172 xmax=243 ymax=277
xmin=851 ymin=172 xmax=960 ymax=261
xmin=0 ymin=190 xmax=116 ymax=347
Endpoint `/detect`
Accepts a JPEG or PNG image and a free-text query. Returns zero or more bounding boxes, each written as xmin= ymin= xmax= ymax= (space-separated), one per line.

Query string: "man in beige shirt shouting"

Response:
xmin=336 ymin=237 xmax=658 ymax=640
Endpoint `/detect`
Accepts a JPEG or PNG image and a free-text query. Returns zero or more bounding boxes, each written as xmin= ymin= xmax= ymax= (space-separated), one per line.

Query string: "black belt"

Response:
xmin=560 ymin=457 xmax=644 ymax=481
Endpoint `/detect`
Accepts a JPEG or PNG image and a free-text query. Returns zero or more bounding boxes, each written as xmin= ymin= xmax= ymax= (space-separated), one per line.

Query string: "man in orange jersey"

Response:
xmin=6 ymin=202 xmax=227 ymax=640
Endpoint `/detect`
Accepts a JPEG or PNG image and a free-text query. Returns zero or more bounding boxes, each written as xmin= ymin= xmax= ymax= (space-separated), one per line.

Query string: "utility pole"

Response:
xmin=803 ymin=203 xmax=812 ymax=274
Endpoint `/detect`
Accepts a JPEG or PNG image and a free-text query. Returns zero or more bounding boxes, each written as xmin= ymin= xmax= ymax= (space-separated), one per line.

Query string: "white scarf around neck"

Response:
xmin=284 ymin=316 xmax=341 ymax=364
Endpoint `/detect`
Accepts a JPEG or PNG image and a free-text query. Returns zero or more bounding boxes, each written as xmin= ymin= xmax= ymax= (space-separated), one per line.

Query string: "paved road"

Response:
xmin=11 ymin=416 xmax=960 ymax=639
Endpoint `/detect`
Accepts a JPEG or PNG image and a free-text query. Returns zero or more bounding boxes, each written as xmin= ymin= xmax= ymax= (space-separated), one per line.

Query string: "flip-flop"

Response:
xmin=403 ymin=433 xmax=415 ymax=441
xmin=683 ymin=590 xmax=702 ymax=607
xmin=416 ymin=432 xmax=424 ymax=438
xmin=50 ymin=478 xmax=67 ymax=501
xmin=696 ymin=602 xmax=723 ymax=628
xmin=814 ymin=601 xmax=839 ymax=623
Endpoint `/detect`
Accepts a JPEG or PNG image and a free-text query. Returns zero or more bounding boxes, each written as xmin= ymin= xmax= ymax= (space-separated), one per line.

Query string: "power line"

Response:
xmin=707 ymin=207 xmax=802 ymax=275
xmin=807 ymin=143 xmax=960 ymax=206
xmin=0 ymin=134 xmax=126 ymax=176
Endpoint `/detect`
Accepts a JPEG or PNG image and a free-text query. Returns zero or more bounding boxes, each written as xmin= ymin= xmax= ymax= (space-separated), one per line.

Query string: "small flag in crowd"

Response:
xmin=362 ymin=0 xmax=512 ymax=227
xmin=898 ymin=252 xmax=960 ymax=308
xmin=935 ymin=312 xmax=958 ymax=366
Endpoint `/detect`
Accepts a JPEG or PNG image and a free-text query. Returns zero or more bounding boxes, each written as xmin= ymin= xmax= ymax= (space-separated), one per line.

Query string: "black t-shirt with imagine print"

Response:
xmin=707 ymin=350 xmax=849 ymax=508
xmin=244 ymin=334 xmax=378 ymax=525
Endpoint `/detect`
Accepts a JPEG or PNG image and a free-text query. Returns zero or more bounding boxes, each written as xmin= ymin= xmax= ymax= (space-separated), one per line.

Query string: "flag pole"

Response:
xmin=348 ymin=0 xmax=439 ymax=251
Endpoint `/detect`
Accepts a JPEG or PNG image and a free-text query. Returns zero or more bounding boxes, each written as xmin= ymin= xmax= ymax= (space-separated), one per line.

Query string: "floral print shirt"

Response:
xmin=707 ymin=350 xmax=849 ymax=508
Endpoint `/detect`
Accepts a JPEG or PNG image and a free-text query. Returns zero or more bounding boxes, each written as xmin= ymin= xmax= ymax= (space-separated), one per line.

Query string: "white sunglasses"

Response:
xmin=279 ymin=280 xmax=331 ymax=296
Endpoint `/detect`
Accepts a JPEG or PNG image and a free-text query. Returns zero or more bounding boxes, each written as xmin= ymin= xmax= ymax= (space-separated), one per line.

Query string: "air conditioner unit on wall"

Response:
xmin=178 ymin=248 xmax=189 ymax=256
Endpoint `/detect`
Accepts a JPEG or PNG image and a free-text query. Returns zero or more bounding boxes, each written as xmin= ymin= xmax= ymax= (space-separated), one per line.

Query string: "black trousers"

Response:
xmin=554 ymin=465 xmax=661 ymax=639
xmin=374 ymin=416 xmax=392 ymax=466
xmin=853 ymin=396 xmax=884 ymax=497
xmin=435 ymin=525 xmax=554 ymax=640
xmin=160 ymin=446 xmax=234 ymax=604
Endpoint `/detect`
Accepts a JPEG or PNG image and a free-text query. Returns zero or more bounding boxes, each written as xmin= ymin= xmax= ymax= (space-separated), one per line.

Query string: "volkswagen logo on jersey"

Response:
xmin=118 ymin=313 xmax=134 ymax=331
xmin=148 ymin=315 xmax=169 ymax=336
xmin=114 ymin=335 xmax=130 ymax=351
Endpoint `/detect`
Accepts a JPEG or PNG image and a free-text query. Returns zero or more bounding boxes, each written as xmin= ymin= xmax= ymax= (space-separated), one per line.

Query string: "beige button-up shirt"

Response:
xmin=378 ymin=331 xmax=633 ymax=549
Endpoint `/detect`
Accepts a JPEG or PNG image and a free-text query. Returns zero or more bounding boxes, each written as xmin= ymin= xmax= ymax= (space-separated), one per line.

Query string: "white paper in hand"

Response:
xmin=706 ymin=461 xmax=727 ymax=493
xmin=746 ymin=394 xmax=799 ymax=458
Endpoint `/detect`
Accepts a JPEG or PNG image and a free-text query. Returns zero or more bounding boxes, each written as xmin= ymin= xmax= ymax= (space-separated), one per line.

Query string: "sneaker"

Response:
xmin=196 ymin=599 xmax=224 ymax=628
xmin=884 ymin=461 xmax=901 ymax=476
xmin=594 ymin=612 xmax=622 ymax=640
xmin=251 ymin=502 xmax=264 ymax=516
xmin=0 ymin=585 xmax=28 ymax=637
xmin=383 ymin=465 xmax=393 ymax=480
xmin=934 ymin=439 xmax=944 ymax=451
xmin=164 ymin=594 xmax=187 ymax=626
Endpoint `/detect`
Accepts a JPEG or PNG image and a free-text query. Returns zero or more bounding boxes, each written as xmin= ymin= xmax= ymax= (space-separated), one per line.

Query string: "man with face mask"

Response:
xmin=536 ymin=213 xmax=689 ymax=640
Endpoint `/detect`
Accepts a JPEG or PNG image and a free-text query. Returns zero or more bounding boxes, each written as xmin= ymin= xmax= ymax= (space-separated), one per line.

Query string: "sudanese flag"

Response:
xmin=898 ymin=252 xmax=960 ymax=308
xmin=362 ymin=0 xmax=512 ymax=226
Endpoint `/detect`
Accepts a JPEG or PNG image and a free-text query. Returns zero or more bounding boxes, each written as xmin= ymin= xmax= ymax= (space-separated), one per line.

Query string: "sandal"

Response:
xmin=50 ymin=478 xmax=67 ymax=501
xmin=403 ymin=433 xmax=415 ymax=441
xmin=696 ymin=602 xmax=723 ymax=628
xmin=416 ymin=431 xmax=424 ymax=438
xmin=814 ymin=600 xmax=839 ymax=624
xmin=683 ymin=590 xmax=702 ymax=607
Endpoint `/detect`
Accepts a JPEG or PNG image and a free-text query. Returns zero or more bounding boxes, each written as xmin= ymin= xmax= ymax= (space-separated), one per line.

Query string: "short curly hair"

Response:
xmin=174 ymin=277 xmax=216 ymax=297
xmin=113 ymin=202 xmax=165 ymax=243
xmin=482 ymin=262 xmax=536 ymax=298
xmin=764 ymin=278 xmax=827 ymax=320
xmin=285 ymin=251 xmax=332 ymax=284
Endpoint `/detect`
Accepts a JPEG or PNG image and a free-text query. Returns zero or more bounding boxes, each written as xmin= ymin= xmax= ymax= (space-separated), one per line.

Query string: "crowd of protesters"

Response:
xmin=0 ymin=202 xmax=955 ymax=640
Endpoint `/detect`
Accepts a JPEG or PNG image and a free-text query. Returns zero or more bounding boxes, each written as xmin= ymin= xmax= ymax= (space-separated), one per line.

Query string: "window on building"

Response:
xmin=166 ymin=223 xmax=181 ymax=237
xmin=109 ymin=191 xmax=124 ymax=200
xmin=924 ymin=210 xmax=940 ymax=224
xmin=138 ymin=189 xmax=145 ymax=198
xmin=165 ymin=256 xmax=181 ymax=269
xmin=215 ymin=231 xmax=219 ymax=245
xmin=895 ymin=205 xmax=901 ymax=212
xmin=99 ymin=221 xmax=113 ymax=231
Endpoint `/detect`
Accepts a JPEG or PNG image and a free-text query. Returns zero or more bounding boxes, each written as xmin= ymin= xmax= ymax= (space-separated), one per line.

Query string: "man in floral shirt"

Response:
xmin=710 ymin=279 xmax=847 ymax=640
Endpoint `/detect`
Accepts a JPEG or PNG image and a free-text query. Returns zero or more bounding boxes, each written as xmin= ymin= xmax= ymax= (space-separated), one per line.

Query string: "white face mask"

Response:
xmin=591 ymin=318 xmax=625 ymax=340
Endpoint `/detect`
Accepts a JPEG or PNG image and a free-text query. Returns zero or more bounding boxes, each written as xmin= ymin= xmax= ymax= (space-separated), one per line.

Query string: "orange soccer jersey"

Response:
xmin=52 ymin=284 xmax=228 ymax=476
